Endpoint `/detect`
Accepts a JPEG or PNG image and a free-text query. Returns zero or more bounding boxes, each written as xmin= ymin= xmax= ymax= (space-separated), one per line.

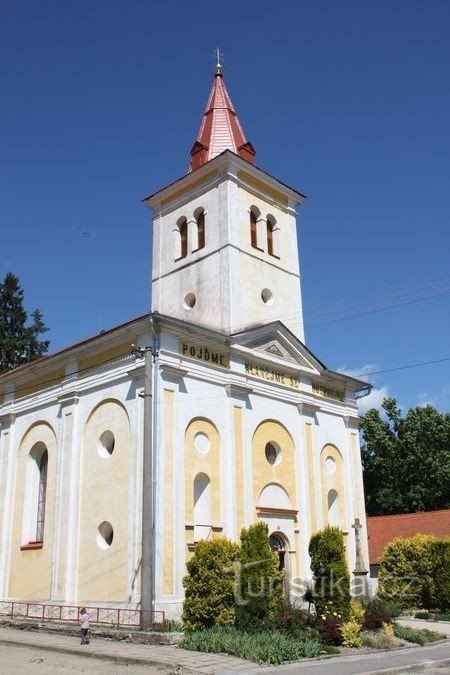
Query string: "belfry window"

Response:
xmin=266 ymin=215 xmax=279 ymax=258
xmin=175 ymin=216 xmax=188 ymax=260
xmin=250 ymin=208 xmax=258 ymax=249
xmin=194 ymin=208 xmax=205 ymax=251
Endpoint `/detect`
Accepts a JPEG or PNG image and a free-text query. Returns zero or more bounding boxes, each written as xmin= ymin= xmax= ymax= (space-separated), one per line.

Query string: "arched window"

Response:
xmin=328 ymin=489 xmax=340 ymax=527
xmin=193 ymin=473 xmax=212 ymax=542
xmin=266 ymin=215 xmax=278 ymax=258
xmin=177 ymin=217 xmax=188 ymax=259
xmin=250 ymin=208 xmax=258 ymax=249
xmin=35 ymin=450 xmax=48 ymax=542
xmin=22 ymin=443 xmax=49 ymax=547
xmin=194 ymin=208 xmax=205 ymax=251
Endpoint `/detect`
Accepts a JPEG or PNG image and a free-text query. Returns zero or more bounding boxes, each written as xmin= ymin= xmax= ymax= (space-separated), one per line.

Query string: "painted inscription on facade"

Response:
xmin=180 ymin=342 xmax=229 ymax=368
xmin=312 ymin=383 xmax=345 ymax=402
xmin=245 ymin=362 xmax=300 ymax=389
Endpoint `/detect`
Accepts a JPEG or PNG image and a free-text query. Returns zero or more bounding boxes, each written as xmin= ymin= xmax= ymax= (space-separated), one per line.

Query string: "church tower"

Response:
xmin=145 ymin=61 xmax=306 ymax=341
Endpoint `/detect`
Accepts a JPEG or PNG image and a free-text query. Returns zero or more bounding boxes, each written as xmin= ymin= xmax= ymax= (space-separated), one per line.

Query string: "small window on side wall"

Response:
xmin=194 ymin=208 xmax=205 ymax=251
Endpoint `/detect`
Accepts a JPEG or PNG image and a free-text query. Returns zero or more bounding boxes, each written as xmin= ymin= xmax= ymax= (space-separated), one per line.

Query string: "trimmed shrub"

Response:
xmin=430 ymin=538 xmax=450 ymax=611
xmin=182 ymin=538 xmax=240 ymax=631
xmin=378 ymin=534 xmax=437 ymax=609
xmin=235 ymin=522 xmax=284 ymax=632
xmin=309 ymin=526 xmax=351 ymax=620
xmin=181 ymin=625 xmax=323 ymax=664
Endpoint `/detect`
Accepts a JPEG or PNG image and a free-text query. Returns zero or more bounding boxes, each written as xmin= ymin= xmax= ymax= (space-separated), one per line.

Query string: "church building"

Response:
xmin=0 ymin=61 xmax=371 ymax=620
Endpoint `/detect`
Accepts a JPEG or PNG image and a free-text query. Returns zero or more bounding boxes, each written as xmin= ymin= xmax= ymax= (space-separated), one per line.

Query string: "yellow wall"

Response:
xmin=9 ymin=422 xmax=57 ymax=599
xmin=320 ymin=444 xmax=346 ymax=529
xmin=252 ymin=420 xmax=297 ymax=518
xmin=184 ymin=418 xmax=221 ymax=557
xmin=77 ymin=400 xmax=131 ymax=603
xmin=234 ymin=406 xmax=245 ymax=536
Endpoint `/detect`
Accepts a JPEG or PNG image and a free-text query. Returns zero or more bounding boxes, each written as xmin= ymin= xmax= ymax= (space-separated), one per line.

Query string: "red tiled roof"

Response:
xmin=367 ymin=509 xmax=450 ymax=564
xmin=189 ymin=64 xmax=255 ymax=172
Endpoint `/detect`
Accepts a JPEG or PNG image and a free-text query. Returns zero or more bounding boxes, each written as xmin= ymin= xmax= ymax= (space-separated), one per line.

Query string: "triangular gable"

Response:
xmin=230 ymin=321 xmax=325 ymax=374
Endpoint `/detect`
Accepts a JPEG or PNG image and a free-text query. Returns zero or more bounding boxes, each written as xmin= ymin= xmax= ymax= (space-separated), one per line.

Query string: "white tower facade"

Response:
xmin=146 ymin=68 xmax=306 ymax=340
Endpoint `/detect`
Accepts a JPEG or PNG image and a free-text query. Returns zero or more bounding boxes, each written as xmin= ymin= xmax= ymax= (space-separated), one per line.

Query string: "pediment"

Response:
xmin=231 ymin=322 xmax=325 ymax=374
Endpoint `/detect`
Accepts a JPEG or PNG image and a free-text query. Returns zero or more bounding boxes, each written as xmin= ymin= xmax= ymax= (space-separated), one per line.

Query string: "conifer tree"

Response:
xmin=235 ymin=522 xmax=284 ymax=631
xmin=0 ymin=273 xmax=49 ymax=374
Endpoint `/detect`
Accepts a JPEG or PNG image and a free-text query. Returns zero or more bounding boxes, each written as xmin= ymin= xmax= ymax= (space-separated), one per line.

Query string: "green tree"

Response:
xmin=360 ymin=397 xmax=450 ymax=516
xmin=235 ymin=522 xmax=284 ymax=631
xmin=0 ymin=273 xmax=49 ymax=374
xmin=182 ymin=538 xmax=240 ymax=631
xmin=308 ymin=526 xmax=350 ymax=620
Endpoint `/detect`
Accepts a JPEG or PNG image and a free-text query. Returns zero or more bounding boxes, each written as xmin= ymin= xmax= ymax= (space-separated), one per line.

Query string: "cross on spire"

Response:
xmin=215 ymin=47 xmax=224 ymax=76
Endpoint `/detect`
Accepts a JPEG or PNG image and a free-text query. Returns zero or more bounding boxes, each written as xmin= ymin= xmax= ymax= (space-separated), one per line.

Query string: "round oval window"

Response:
xmin=265 ymin=442 xmax=281 ymax=466
xmin=183 ymin=293 xmax=196 ymax=310
xmin=261 ymin=288 xmax=273 ymax=305
xmin=96 ymin=521 xmax=114 ymax=550
xmin=98 ymin=430 xmax=115 ymax=458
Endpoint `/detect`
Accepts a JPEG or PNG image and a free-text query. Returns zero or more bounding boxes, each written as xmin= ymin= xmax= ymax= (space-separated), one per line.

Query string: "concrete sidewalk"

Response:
xmin=0 ymin=626 xmax=258 ymax=674
xmin=0 ymin=625 xmax=449 ymax=674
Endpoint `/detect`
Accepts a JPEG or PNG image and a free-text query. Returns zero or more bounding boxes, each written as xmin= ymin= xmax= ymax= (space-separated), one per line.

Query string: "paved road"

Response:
xmin=0 ymin=642 xmax=165 ymax=674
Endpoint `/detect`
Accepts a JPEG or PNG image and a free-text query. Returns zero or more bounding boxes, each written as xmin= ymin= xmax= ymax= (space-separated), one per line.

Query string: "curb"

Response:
xmin=0 ymin=636 xmax=198 ymax=674
xmin=361 ymin=657 xmax=450 ymax=674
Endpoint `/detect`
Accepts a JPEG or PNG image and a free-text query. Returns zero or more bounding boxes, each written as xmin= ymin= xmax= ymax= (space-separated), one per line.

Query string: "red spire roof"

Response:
xmin=189 ymin=63 xmax=255 ymax=172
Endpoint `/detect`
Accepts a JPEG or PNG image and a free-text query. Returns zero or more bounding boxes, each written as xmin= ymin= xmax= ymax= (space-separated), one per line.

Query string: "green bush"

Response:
xmin=364 ymin=598 xmax=400 ymax=623
xmin=182 ymin=538 xmax=240 ymax=631
xmin=181 ymin=625 xmax=323 ymax=665
xmin=430 ymin=538 xmax=450 ymax=611
xmin=308 ymin=526 xmax=350 ymax=620
xmin=341 ymin=618 xmax=362 ymax=648
xmin=393 ymin=624 xmax=445 ymax=645
xmin=378 ymin=535 xmax=437 ymax=609
xmin=273 ymin=602 xmax=312 ymax=638
xmin=415 ymin=610 xmax=431 ymax=619
xmin=235 ymin=522 xmax=284 ymax=632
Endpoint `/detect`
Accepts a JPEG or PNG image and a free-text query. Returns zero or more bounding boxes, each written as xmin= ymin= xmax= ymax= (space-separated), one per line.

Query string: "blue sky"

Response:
xmin=1 ymin=0 xmax=449 ymax=413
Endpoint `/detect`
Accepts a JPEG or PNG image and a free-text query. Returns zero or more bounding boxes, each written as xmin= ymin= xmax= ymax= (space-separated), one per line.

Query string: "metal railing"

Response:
xmin=0 ymin=601 xmax=164 ymax=629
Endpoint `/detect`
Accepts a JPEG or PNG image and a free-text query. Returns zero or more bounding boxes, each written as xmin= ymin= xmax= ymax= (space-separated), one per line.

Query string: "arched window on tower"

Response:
xmin=194 ymin=473 xmax=212 ymax=542
xmin=266 ymin=214 xmax=279 ymax=258
xmin=194 ymin=208 xmax=205 ymax=251
xmin=176 ymin=217 xmax=188 ymax=260
xmin=250 ymin=207 xmax=258 ymax=249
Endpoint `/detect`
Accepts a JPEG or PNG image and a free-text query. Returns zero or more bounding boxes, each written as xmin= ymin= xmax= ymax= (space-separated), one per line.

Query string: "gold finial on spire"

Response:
xmin=215 ymin=47 xmax=223 ymax=77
